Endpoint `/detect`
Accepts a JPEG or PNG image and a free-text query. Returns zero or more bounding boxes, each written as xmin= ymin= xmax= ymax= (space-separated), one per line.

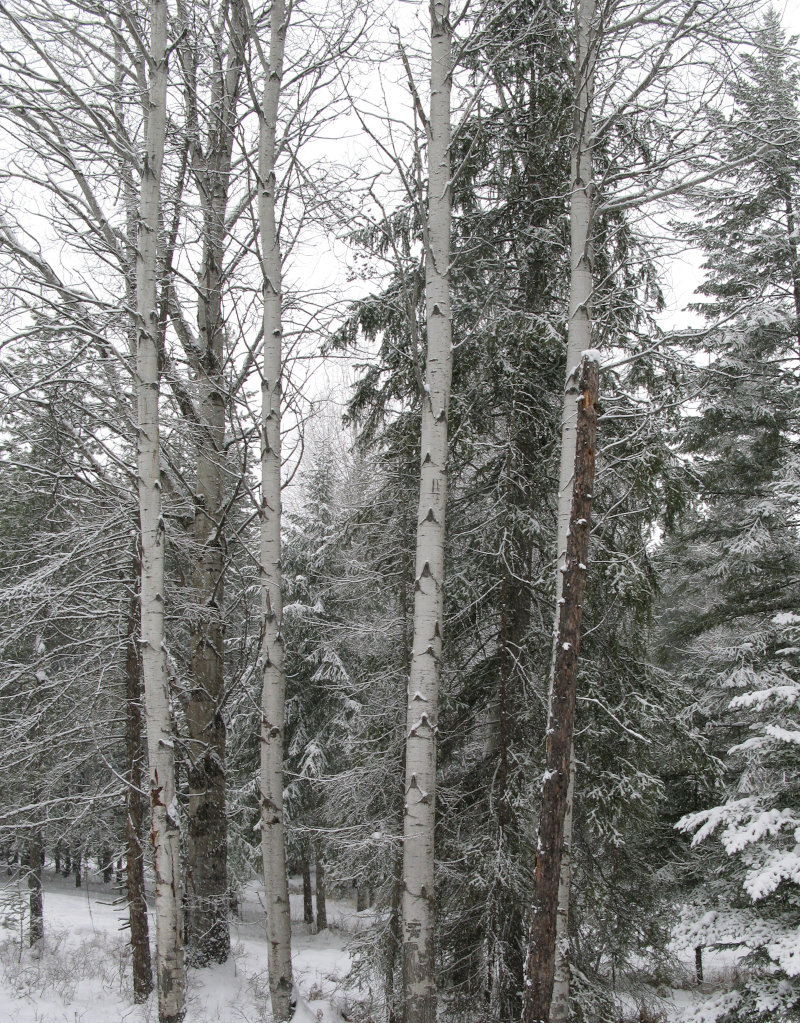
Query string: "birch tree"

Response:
xmin=0 ymin=2 xmax=159 ymax=989
xmin=257 ymin=0 xmax=293 ymax=1017
xmin=401 ymin=2 xmax=452 ymax=1021
xmin=136 ymin=0 xmax=186 ymax=1018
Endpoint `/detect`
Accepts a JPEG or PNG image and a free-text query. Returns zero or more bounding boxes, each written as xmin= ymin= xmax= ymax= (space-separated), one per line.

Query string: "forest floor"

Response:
xmin=0 ymin=866 xmax=738 ymax=1022
xmin=0 ymin=865 xmax=367 ymax=1022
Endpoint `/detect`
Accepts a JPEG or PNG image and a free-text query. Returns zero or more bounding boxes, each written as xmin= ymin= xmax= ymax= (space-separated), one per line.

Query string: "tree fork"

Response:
xmin=522 ymin=354 xmax=599 ymax=1023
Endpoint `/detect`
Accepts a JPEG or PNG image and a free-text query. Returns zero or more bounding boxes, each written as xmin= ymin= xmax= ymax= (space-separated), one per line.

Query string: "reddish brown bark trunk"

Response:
xmin=522 ymin=355 xmax=599 ymax=1023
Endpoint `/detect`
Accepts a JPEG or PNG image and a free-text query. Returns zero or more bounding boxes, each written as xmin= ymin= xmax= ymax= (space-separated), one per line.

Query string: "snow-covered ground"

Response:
xmin=611 ymin=936 xmax=749 ymax=1023
xmin=0 ymin=866 xmax=748 ymax=1023
xmin=665 ymin=937 xmax=749 ymax=1023
xmin=0 ymin=867 xmax=370 ymax=1023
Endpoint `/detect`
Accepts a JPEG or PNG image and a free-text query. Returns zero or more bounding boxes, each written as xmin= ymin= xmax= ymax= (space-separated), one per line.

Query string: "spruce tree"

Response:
xmin=663 ymin=14 xmax=800 ymax=1022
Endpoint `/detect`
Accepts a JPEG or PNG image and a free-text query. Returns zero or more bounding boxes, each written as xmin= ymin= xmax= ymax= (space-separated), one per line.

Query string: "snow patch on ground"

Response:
xmin=0 ymin=868 xmax=363 ymax=1023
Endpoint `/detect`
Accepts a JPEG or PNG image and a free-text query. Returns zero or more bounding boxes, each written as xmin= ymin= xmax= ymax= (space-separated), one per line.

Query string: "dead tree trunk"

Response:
xmin=548 ymin=2 xmax=597 ymax=1017
xmin=521 ymin=355 xmax=599 ymax=1023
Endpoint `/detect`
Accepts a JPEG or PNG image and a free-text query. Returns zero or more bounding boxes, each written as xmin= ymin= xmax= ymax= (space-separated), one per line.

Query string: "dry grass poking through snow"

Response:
xmin=0 ymin=927 xmax=141 ymax=1017
xmin=0 ymin=871 xmax=357 ymax=1023
xmin=0 ymin=927 xmax=285 ymax=1023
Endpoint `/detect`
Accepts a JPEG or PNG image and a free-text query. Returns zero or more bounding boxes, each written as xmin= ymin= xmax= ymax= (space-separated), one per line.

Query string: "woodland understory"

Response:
xmin=1 ymin=2 xmax=800 ymax=1023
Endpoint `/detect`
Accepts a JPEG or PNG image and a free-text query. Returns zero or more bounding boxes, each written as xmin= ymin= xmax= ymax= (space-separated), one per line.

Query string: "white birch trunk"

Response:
xmin=550 ymin=1 xmax=596 ymax=1019
xmin=135 ymin=1 xmax=186 ymax=1020
xmin=401 ymin=4 xmax=452 ymax=1022
xmin=258 ymin=1 xmax=293 ymax=1018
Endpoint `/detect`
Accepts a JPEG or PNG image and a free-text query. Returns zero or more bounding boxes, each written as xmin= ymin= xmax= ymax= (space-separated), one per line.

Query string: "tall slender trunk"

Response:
xmin=102 ymin=849 xmax=113 ymax=885
xmin=315 ymin=846 xmax=327 ymax=932
xmin=302 ymin=855 xmax=314 ymax=925
xmin=125 ymin=554 xmax=154 ymax=1003
xmin=27 ymin=636 xmax=45 ymax=946
xmin=401 ymin=4 xmax=452 ymax=1023
xmin=257 ymin=1 xmax=292 ymax=1018
xmin=136 ymin=1 xmax=186 ymax=1020
xmin=120 ymin=46 xmax=153 ymax=1003
xmin=25 ymin=831 xmax=43 ymax=946
xmin=385 ymin=851 xmax=403 ymax=1023
xmin=387 ymin=550 xmax=411 ymax=1023
xmin=546 ymin=3 xmax=597 ymax=1020
xmin=521 ymin=357 xmax=599 ymax=1023
xmin=183 ymin=0 xmax=247 ymax=967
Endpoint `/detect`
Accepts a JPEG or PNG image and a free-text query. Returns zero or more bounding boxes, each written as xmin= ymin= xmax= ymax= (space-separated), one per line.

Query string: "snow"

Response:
xmin=772 ymin=612 xmax=800 ymax=627
xmin=0 ymin=867 xmax=364 ymax=1023
xmin=3 ymin=871 xmax=790 ymax=1023
xmin=744 ymin=846 xmax=800 ymax=900
xmin=729 ymin=683 xmax=798 ymax=710
xmin=764 ymin=723 xmax=800 ymax=744
xmin=166 ymin=795 xmax=181 ymax=830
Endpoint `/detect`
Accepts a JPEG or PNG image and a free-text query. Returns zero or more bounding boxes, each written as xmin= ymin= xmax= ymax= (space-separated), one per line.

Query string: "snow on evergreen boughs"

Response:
xmin=676 ymin=610 xmax=800 ymax=1020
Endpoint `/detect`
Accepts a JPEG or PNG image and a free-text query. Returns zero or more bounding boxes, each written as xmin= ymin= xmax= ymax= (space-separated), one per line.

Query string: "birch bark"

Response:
xmin=135 ymin=1 xmax=186 ymax=1020
xmin=548 ymin=3 xmax=597 ymax=1019
xmin=258 ymin=0 xmax=293 ymax=1018
xmin=401 ymin=3 xmax=452 ymax=1022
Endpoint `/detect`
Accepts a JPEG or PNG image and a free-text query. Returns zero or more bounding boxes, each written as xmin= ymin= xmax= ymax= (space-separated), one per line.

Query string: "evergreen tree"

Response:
xmin=331 ymin=3 xmax=688 ymax=1018
xmin=663 ymin=14 xmax=800 ymax=1022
